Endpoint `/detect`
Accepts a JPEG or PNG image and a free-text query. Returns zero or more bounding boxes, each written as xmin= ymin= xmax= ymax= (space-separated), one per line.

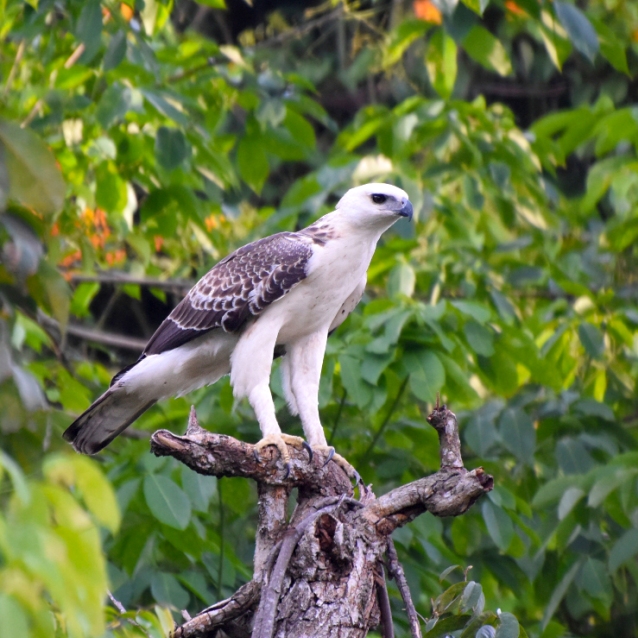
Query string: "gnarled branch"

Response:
xmin=149 ymin=403 xmax=492 ymax=638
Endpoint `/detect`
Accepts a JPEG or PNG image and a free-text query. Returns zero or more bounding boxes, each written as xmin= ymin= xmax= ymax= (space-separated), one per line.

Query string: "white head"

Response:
xmin=335 ymin=183 xmax=413 ymax=232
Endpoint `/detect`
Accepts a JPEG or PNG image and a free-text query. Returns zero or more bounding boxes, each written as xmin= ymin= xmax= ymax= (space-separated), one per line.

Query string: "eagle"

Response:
xmin=64 ymin=183 xmax=413 ymax=472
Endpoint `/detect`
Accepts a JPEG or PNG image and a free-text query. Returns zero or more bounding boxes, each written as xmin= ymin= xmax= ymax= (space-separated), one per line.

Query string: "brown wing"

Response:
xmin=142 ymin=232 xmax=313 ymax=356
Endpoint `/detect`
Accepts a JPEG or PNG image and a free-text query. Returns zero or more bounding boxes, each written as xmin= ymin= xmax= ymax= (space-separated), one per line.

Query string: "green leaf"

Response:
xmin=463 ymin=25 xmax=512 ymax=76
xmin=460 ymin=581 xmax=484 ymax=613
xmin=590 ymin=17 xmax=628 ymax=74
xmin=0 ymin=118 xmax=65 ymax=215
xmin=556 ymin=437 xmax=595 ymax=475
xmin=155 ymin=127 xmax=191 ymax=171
xmin=578 ymin=322 xmax=604 ymax=359
xmin=451 ymin=300 xmax=491 ymax=323
xmin=426 ymin=29 xmax=457 ymax=99
xmin=181 ymin=466 xmax=216 ymax=513
xmin=151 ymin=572 xmax=190 ymax=608
xmin=482 ymin=500 xmax=514 ymax=550
xmin=498 ymin=407 xmax=535 ymax=464
xmin=405 ymin=350 xmax=445 ymax=403
xmin=609 ymin=529 xmax=638 ymax=573
xmin=197 ymin=0 xmax=226 ymax=6
xmin=95 ymin=163 xmax=127 ymax=213
xmin=339 ymin=353 xmax=373 ymax=408
xmin=76 ymin=0 xmax=103 ymax=62
xmin=532 ymin=476 xmax=582 ymax=509
xmin=542 ymin=560 xmax=582 ymax=629
xmin=0 ymin=450 xmax=30 ymax=504
xmin=0 ymin=595 xmax=29 ymax=636
xmin=44 ymin=454 xmax=121 ymax=533
xmin=579 ymin=557 xmax=611 ymax=599
xmin=387 ymin=262 xmax=416 ymax=297
xmin=35 ymin=260 xmax=71 ymax=330
xmin=464 ymin=402 xmax=501 ymax=457
xmin=104 ymin=30 xmax=128 ymax=71
xmin=554 ymin=2 xmax=599 ymax=63
xmin=460 ymin=0 xmax=490 ymax=15
xmin=464 ymin=320 xmax=494 ymax=357
xmin=557 ymin=487 xmax=585 ymax=520
xmin=496 ymin=612 xmax=519 ymax=638
xmin=426 ymin=614 xmax=473 ymax=637
xmin=237 ymin=135 xmax=269 ymax=194
xmin=384 ymin=19 xmax=430 ymax=68
xmin=144 ymin=474 xmax=192 ymax=530
xmin=143 ymin=89 xmax=190 ymax=126
xmin=588 ymin=468 xmax=638 ymax=507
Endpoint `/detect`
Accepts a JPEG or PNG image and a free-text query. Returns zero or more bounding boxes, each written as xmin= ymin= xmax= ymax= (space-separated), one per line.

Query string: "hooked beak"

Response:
xmin=397 ymin=199 xmax=413 ymax=221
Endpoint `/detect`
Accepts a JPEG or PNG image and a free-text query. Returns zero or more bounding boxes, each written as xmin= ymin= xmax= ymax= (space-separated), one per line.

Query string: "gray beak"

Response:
xmin=398 ymin=199 xmax=413 ymax=221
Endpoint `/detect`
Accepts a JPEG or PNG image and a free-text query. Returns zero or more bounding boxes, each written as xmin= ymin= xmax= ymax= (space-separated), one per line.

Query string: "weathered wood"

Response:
xmin=150 ymin=404 xmax=493 ymax=638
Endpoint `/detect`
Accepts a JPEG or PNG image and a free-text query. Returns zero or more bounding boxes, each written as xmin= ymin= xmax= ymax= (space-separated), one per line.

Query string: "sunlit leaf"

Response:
xmin=0 ymin=118 xmax=65 ymax=215
xmin=426 ymin=29 xmax=457 ymax=99
xmin=463 ymin=25 xmax=512 ymax=76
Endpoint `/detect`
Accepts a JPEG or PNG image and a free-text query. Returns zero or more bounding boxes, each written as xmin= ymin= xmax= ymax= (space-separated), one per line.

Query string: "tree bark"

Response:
xmin=150 ymin=404 xmax=493 ymax=638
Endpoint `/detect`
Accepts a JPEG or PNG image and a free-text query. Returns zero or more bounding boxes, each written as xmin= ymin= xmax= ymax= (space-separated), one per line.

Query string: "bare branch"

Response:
xmin=173 ymin=580 xmax=261 ymax=638
xmin=375 ymin=565 xmax=394 ymax=638
xmin=150 ymin=408 xmax=354 ymax=496
xmin=358 ymin=407 xmax=492 ymax=533
xmin=69 ymin=271 xmax=193 ymax=293
xmin=387 ymin=539 xmax=421 ymax=638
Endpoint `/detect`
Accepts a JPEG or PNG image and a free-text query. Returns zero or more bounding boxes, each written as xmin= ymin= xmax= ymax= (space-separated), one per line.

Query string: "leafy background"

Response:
xmin=1 ymin=0 xmax=637 ymax=636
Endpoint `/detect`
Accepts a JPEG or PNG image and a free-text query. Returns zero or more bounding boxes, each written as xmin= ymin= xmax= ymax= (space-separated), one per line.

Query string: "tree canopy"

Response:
xmin=1 ymin=0 xmax=637 ymax=636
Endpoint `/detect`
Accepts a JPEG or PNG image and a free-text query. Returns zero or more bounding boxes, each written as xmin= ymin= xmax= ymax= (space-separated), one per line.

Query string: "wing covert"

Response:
xmin=143 ymin=232 xmax=313 ymax=356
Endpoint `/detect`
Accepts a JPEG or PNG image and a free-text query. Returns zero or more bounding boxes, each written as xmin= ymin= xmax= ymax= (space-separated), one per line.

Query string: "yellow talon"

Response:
xmin=253 ymin=433 xmax=308 ymax=474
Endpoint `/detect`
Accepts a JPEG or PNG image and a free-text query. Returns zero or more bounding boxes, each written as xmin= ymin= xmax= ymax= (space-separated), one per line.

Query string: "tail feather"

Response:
xmin=63 ymin=388 xmax=156 ymax=455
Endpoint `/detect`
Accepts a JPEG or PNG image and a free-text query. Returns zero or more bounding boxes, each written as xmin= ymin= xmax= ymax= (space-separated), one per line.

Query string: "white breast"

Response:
xmin=268 ymin=232 xmax=377 ymax=344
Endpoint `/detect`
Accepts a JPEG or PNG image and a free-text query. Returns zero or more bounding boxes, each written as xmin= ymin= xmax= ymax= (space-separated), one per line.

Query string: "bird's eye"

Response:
xmin=371 ymin=194 xmax=387 ymax=204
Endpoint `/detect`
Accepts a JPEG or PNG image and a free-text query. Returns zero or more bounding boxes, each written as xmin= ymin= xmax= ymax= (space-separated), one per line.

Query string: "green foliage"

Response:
xmin=1 ymin=0 xmax=638 ymax=636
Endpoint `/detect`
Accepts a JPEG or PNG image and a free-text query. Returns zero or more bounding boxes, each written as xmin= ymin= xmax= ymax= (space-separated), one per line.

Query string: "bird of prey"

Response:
xmin=64 ymin=183 xmax=413 ymax=472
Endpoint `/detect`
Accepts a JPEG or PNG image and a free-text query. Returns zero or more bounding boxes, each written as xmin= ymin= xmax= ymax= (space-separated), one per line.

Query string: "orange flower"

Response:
xmin=120 ymin=3 xmax=134 ymax=21
xmin=505 ymin=0 xmax=527 ymax=17
xmin=51 ymin=222 xmax=60 ymax=237
xmin=204 ymin=215 xmax=218 ymax=232
xmin=414 ymin=0 xmax=442 ymax=24
xmin=154 ymin=235 xmax=164 ymax=252
xmin=105 ymin=249 xmax=127 ymax=266
xmin=59 ymin=250 xmax=82 ymax=269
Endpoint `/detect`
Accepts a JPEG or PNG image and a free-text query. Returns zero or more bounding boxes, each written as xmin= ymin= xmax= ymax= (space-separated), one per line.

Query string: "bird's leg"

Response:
xmin=287 ymin=334 xmax=360 ymax=481
xmin=247 ymin=383 xmax=308 ymax=476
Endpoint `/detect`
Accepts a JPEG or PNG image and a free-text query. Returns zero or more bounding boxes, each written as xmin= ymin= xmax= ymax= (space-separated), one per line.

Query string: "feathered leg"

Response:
xmin=231 ymin=321 xmax=305 ymax=473
xmin=287 ymin=332 xmax=357 ymax=478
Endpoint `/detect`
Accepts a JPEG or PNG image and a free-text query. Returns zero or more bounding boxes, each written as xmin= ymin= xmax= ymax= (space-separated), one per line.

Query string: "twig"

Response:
xmin=21 ymin=98 xmax=44 ymax=128
xmin=38 ymin=313 xmax=148 ymax=352
xmin=173 ymin=580 xmax=261 ymax=638
xmin=387 ymin=539 xmax=422 ymax=638
xmin=252 ymin=496 xmax=346 ymax=638
xmin=69 ymin=271 xmax=193 ymax=292
xmin=217 ymin=478 xmax=224 ymax=601
xmin=3 ymin=40 xmax=25 ymax=97
xmin=426 ymin=403 xmax=463 ymax=469
xmin=107 ymin=590 xmax=127 ymax=614
xmin=376 ymin=564 xmax=394 ymax=638
xmin=360 ymin=376 xmax=409 ymax=462
xmin=328 ymin=388 xmax=347 ymax=445
xmin=64 ymin=42 xmax=86 ymax=68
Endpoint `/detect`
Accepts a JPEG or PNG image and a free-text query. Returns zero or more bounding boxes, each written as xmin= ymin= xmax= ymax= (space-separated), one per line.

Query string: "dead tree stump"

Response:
xmin=150 ymin=404 xmax=493 ymax=638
